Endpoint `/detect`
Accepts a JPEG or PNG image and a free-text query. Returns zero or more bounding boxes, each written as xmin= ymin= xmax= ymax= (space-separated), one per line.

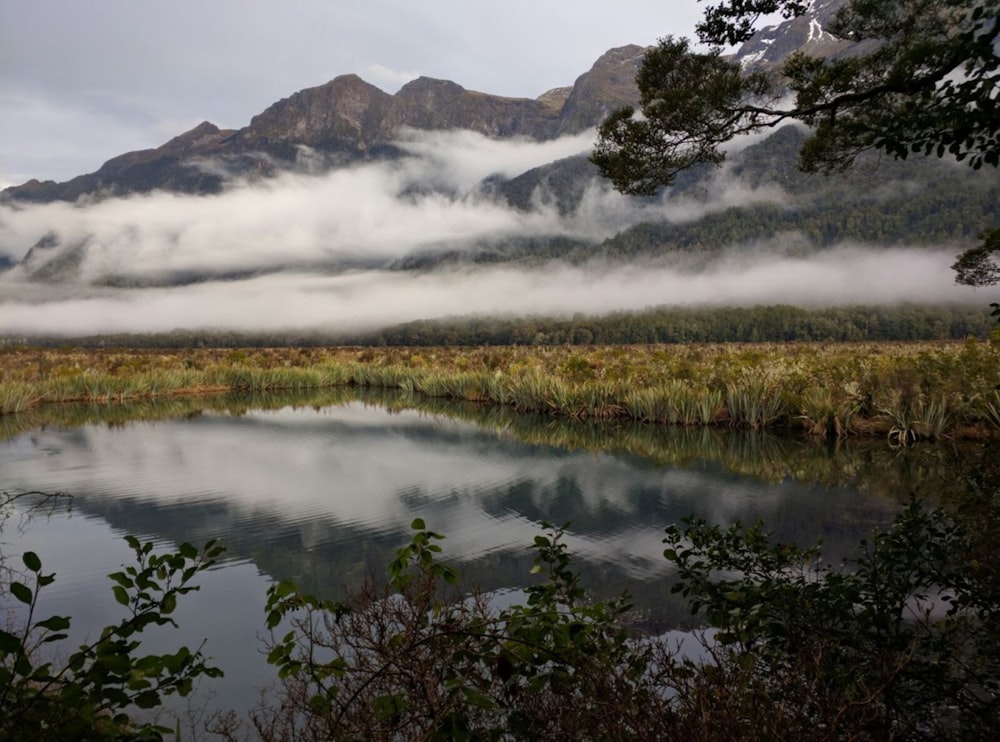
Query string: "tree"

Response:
xmin=592 ymin=0 xmax=1000 ymax=289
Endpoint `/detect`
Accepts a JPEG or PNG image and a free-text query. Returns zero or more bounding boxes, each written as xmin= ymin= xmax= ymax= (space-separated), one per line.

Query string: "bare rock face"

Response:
xmin=536 ymin=87 xmax=573 ymax=115
xmin=236 ymin=75 xmax=394 ymax=153
xmin=0 ymin=43 xmax=654 ymax=204
xmin=3 ymin=121 xmax=238 ymax=203
xmin=556 ymin=45 xmax=646 ymax=135
xmin=383 ymin=77 xmax=562 ymax=139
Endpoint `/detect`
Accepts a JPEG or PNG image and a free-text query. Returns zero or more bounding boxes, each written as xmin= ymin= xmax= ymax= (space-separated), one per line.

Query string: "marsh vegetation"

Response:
xmin=3 ymin=340 xmax=999 ymax=441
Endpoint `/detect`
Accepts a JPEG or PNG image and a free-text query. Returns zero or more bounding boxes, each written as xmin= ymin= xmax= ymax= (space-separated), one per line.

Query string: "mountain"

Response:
xmin=1 ymin=46 xmax=646 ymax=205
xmin=733 ymin=0 xmax=851 ymax=69
xmin=1 ymin=4 xmax=994 ymax=295
xmin=0 ymin=1 xmax=866 ymax=207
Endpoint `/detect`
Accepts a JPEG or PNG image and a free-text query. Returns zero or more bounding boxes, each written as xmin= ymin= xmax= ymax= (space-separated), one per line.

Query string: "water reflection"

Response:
xmin=1 ymin=400 xmax=905 ymax=580
xmin=0 ymin=391 xmax=985 ymax=716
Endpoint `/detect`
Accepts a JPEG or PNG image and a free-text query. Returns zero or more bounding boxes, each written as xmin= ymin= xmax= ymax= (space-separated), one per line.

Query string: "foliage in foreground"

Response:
xmin=246 ymin=501 xmax=1000 ymax=740
xmin=0 ymin=492 xmax=225 ymax=741
xmin=3 ymin=485 xmax=999 ymax=739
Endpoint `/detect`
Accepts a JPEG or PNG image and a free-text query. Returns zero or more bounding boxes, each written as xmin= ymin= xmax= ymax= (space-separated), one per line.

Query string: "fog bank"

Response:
xmin=0 ymin=248 xmax=978 ymax=337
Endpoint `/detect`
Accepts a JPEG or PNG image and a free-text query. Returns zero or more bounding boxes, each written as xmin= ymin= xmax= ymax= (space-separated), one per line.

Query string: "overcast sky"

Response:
xmin=0 ymin=0 xmax=711 ymax=187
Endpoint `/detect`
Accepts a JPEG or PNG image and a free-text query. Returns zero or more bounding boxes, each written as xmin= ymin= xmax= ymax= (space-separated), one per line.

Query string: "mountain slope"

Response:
xmin=1 ymin=47 xmax=645 ymax=205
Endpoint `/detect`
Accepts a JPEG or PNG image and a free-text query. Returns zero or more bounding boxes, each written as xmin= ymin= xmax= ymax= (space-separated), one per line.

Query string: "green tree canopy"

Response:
xmin=592 ymin=0 xmax=1000 ymax=285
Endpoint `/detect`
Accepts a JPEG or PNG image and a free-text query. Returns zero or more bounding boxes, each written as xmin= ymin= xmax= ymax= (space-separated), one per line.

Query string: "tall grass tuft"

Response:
xmin=982 ymin=390 xmax=1000 ymax=429
xmin=726 ymin=372 xmax=787 ymax=430
xmin=880 ymin=393 xmax=953 ymax=444
xmin=797 ymin=385 xmax=861 ymax=438
xmin=696 ymin=387 xmax=725 ymax=426
xmin=912 ymin=396 xmax=953 ymax=440
xmin=0 ymin=383 xmax=39 ymax=414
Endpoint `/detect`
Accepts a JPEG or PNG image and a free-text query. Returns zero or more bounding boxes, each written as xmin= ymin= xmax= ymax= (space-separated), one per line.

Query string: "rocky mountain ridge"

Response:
xmin=736 ymin=0 xmax=850 ymax=69
xmin=7 ymin=2 xmax=989 ymax=294
xmin=2 ymin=45 xmax=648 ymax=204
xmin=1 ymin=1 xmax=863 ymax=205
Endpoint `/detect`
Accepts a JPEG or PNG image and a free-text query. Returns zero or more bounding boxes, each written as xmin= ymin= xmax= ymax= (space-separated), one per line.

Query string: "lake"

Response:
xmin=0 ymin=391 xmax=984 ymax=721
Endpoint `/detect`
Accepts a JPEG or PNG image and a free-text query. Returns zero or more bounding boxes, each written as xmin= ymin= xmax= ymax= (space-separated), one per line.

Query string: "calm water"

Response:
xmin=0 ymin=394 xmax=976 ymax=718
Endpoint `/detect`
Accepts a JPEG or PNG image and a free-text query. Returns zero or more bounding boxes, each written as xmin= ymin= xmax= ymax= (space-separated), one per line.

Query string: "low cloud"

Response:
xmin=0 ymin=129 xmax=608 ymax=280
xmin=0 ymin=127 xmax=786 ymax=280
xmin=0 ymin=127 xmax=976 ymax=338
xmin=0 ymin=247 xmax=977 ymax=337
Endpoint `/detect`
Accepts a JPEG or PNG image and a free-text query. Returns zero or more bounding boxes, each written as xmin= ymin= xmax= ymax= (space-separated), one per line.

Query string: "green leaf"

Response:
xmin=162 ymin=593 xmax=177 ymax=615
xmin=112 ymin=585 xmax=130 ymax=607
xmin=308 ymin=693 xmax=333 ymax=714
xmin=36 ymin=615 xmax=71 ymax=632
xmin=178 ymin=542 xmax=198 ymax=559
xmin=133 ymin=690 xmax=162 ymax=709
xmin=462 ymin=686 xmax=498 ymax=710
xmin=108 ymin=571 xmax=134 ymax=589
xmin=10 ymin=581 xmax=32 ymax=605
xmin=0 ymin=629 xmax=22 ymax=654
xmin=411 ymin=517 xmax=426 ymax=531
xmin=374 ymin=692 xmax=407 ymax=720
xmin=22 ymin=551 xmax=42 ymax=572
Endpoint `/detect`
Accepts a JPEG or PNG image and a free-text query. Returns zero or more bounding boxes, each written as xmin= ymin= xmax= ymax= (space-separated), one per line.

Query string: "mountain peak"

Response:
xmin=556 ymin=44 xmax=645 ymax=135
xmin=734 ymin=0 xmax=850 ymax=69
xmin=241 ymin=74 xmax=394 ymax=150
xmin=394 ymin=77 xmax=468 ymax=109
xmin=160 ymin=121 xmax=231 ymax=153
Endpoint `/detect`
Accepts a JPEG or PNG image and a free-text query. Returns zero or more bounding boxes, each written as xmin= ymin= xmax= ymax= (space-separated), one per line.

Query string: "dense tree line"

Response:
xmin=590 ymin=174 xmax=998 ymax=263
xmin=357 ymin=304 xmax=994 ymax=346
xmin=7 ymin=303 xmax=992 ymax=349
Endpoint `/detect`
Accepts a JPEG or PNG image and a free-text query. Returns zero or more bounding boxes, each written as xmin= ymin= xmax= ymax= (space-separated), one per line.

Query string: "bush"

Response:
xmin=0 ymin=491 xmax=225 ymax=741
xmin=253 ymin=500 xmax=1000 ymax=740
xmin=5 ymin=487 xmax=999 ymax=739
xmin=254 ymin=521 xmax=676 ymax=739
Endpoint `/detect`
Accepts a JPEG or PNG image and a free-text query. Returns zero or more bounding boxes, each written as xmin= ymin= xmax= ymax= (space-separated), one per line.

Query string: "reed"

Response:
xmin=506 ymin=371 xmax=560 ymax=414
xmin=982 ymin=390 xmax=1000 ymax=430
xmin=696 ymin=387 xmax=725 ymax=426
xmin=1 ymin=341 xmax=997 ymax=438
xmin=912 ymin=396 xmax=953 ymax=440
xmin=880 ymin=393 xmax=954 ymax=444
xmin=725 ymin=371 xmax=787 ymax=430
xmin=0 ymin=382 xmax=38 ymax=414
xmin=624 ymin=387 xmax=664 ymax=423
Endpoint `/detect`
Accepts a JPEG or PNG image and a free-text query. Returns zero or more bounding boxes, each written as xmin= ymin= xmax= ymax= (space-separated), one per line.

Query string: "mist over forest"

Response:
xmin=1 ymin=123 xmax=995 ymax=341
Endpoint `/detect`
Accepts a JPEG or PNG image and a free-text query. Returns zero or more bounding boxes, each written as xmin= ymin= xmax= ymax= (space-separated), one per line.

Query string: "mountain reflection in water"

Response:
xmin=0 ymin=392 xmax=980 ymax=716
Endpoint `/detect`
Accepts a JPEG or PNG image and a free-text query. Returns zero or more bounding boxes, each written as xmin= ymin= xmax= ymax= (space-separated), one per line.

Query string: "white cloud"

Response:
xmin=0 ymin=128 xmax=608 ymax=278
xmin=0 ymin=125 xmax=979 ymax=339
xmin=0 ymin=248 xmax=977 ymax=338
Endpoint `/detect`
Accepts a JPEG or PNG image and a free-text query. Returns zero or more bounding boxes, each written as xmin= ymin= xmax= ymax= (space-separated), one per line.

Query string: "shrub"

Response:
xmin=256 ymin=498 xmax=1000 ymax=739
xmin=0 ymin=491 xmax=225 ymax=741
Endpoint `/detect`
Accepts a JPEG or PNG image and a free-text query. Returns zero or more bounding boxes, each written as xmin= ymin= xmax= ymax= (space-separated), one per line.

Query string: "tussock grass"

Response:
xmin=1 ymin=340 xmax=998 ymax=439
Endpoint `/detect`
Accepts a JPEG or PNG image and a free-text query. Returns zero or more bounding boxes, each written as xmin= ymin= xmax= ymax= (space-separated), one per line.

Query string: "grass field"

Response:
xmin=2 ymin=341 xmax=999 ymax=439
